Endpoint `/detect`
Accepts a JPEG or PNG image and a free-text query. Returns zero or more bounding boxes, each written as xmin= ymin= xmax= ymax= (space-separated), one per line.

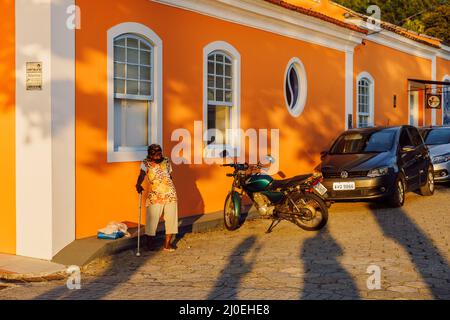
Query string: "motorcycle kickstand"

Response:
xmin=266 ymin=218 xmax=282 ymax=234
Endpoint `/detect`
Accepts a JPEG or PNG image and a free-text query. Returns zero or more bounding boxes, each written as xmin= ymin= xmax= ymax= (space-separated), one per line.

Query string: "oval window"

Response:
xmin=284 ymin=58 xmax=307 ymax=117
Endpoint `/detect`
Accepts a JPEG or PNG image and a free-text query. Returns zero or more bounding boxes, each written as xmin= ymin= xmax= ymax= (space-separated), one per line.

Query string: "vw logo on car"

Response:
xmin=340 ymin=171 xmax=349 ymax=179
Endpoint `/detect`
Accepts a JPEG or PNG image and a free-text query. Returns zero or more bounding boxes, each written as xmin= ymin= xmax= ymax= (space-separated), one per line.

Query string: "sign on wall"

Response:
xmin=26 ymin=62 xmax=43 ymax=91
xmin=426 ymin=94 xmax=441 ymax=109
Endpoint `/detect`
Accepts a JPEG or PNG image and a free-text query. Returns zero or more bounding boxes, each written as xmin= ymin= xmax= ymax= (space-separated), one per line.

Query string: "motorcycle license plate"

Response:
xmin=313 ymin=182 xmax=328 ymax=196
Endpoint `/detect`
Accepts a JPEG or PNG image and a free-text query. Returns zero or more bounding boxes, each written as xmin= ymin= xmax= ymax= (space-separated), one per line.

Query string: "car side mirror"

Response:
xmin=320 ymin=151 xmax=328 ymax=160
xmin=401 ymin=146 xmax=415 ymax=153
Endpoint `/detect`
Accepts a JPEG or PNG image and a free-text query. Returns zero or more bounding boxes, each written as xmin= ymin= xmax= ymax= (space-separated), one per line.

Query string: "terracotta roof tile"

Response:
xmin=264 ymin=0 xmax=368 ymax=34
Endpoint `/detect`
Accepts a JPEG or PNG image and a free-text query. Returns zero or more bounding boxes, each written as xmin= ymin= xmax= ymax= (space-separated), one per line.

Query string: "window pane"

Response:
xmin=140 ymin=41 xmax=151 ymax=51
xmin=225 ymin=65 xmax=231 ymax=77
xmin=126 ymin=80 xmax=139 ymax=95
xmin=114 ymin=62 xmax=125 ymax=78
xmin=114 ymin=46 xmax=126 ymax=62
xmin=127 ymin=48 xmax=139 ymax=64
xmin=140 ymin=50 xmax=151 ymax=66
xmin=216 ymin=63 xmax=223 ymax=76
xmin=216 ymin=76 xmax=224 ymax=89
xmin=124 ymin=100 xmax=148 ymax=147
xmin=225 ymin=78 xmax=232 ymax=90
xmin=115 ymin=79 xmax=125 ymax=94
xmin=216 ymin=54 xmax=224 ymax=63
xmin=140 ymin=66 xmax=151 ymax=81
xmin=216 ymin=89 xmax=224 ymax=102
xmin=127 ymin=64 xmax=139 ymax=79
xmin=207 ymin=105 xmax=230 ymax=145
xmin=140 ymin=81 xmax=151 ymax=96
xmin=114 ymin=38 xmax=125 ymax=46
xmin=225 ymin=56 xmax=231 ymax=64
xmin=208 ymin=62 xmax=214 ymax=75
xmin=208 ymin=75 xmax=214 ymax=88
xmin=208 ymin=89 xmax=214 ymax=101
xmin=225 ymin=91 xmax=232 ymax=103
xmin=127 ymin=37 xmax=139 ymax=48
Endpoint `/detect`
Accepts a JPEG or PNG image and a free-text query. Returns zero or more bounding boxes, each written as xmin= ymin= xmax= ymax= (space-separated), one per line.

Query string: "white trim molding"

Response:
xmin=15 ymin=0 xmax=76 ymax=260
xmin=443 ymin=75 xmax=450 ymax=126
xmin=154 ymin=0 xmax=365 ymax=52
xmin=345 ymin=48 xmax=355 ymax=129
xmin=107 ymin=22 xmax=163 ymax=163
xmin=431 ymin=56 xmax=437 ymax=125
xmin=356 ymin=71 xmax=375 ymax=128
xmin=203 ymin=41 xmax=241 ymax=158
xmin=284 ymin=57 xmax=308 ymax=118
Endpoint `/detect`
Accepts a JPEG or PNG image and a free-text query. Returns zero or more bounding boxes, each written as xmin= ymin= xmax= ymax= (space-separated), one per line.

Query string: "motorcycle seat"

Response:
xmin=270 ymin=174 xmax=313 ymax=190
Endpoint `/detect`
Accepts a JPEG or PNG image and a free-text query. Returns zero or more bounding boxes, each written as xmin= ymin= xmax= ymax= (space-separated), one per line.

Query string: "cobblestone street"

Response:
xmin=1 ymin=185 xmax=449 ymax=300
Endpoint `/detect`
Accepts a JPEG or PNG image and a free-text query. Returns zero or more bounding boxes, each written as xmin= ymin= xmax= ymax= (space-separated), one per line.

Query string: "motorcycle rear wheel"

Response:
xmin=289 ymin=193 xmax=328 ymax=231
xmin=224 ymin=193 xmax=240 ymax=231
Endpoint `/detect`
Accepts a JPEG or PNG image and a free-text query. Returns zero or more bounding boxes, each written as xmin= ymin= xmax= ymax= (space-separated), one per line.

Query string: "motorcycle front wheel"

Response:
xmin=224 ymin=193 xmax=240 ymax=231
xmin=289 ymin=193 xmax=328 ymax=231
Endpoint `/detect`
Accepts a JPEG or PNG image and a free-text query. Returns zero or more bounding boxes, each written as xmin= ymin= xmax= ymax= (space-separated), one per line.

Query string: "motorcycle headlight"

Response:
xmin=432 ymin=153 xmax=450 ymax=164
xmin=367 ymin=167 xmax=389 ymax=178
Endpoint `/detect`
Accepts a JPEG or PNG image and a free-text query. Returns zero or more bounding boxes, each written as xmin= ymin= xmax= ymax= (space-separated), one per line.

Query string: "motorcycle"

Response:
xmin=223 ymin=157 xmax=330 ymax=233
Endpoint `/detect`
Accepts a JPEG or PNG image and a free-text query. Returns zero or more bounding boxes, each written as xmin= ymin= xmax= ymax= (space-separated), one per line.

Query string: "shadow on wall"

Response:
xmin=207 ymin=235 xmax=260 ymax=300
xmin=300 ymin=227 xmax=361 ymax=300
xmin=368 ymin=203 xmax=450 ymax=299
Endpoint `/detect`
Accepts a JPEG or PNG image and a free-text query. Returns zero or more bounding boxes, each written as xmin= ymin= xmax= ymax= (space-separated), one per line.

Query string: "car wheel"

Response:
xmin=389 ymin=174 xmax=406 ymax=208
xmin=420 ymin=166 xmax=435 ymax=196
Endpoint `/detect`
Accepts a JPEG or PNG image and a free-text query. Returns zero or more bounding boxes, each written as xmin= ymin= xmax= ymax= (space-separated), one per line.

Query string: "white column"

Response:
xmin=16 ymin=0 xmax=75 ymax=260
xmin=345 ymin=48 xmax=354 ymax=130
xmin=431 ymin=56 xmax=437 ymax=125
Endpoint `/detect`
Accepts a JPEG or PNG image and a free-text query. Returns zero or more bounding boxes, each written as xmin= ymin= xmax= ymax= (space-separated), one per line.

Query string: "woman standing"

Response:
xmin=136 ymin=144 xmax=178 ymax=252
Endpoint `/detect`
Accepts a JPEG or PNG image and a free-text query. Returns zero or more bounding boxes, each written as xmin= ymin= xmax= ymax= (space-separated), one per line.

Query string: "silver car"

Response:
xmin=420 ymin=127 xmax=450 ymax=182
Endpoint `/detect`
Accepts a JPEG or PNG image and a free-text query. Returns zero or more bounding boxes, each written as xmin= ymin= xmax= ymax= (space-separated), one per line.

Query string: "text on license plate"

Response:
xmin=333 ymin=182 xmax=356 ymax=191
xmin=313 ymin=182 xmax=328 ymax=196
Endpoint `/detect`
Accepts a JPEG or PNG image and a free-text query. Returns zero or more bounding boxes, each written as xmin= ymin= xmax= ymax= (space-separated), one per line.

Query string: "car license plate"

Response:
xmin=313 ymin=182 xmax=328 ymax=196
xmin=333 ymin=182 xmax=356 ymax=191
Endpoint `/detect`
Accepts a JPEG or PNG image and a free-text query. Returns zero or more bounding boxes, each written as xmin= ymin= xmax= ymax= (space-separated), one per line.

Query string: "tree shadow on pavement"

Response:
xmin=32 ymin=235 xmax=181 ymax=300
xmin=207 ymin=236 xmax=260 ymax=300
xmin=300 ymin=227 xmax=360 ymax=300
xmin=368 ymin=203 xmax=450 ymax=299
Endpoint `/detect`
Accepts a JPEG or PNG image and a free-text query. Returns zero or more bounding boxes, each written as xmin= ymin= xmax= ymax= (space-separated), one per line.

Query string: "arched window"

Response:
xmin=203 ymin=41 xmax=241 ymax=158
xmin=207 ymin=51 xmax=233 ymax=146
xmin=284 ymin=58 xmax=307 ymax=117
xmin=357 ymin=72 xmax=375 ymax=128
xmin=107 ymin=23 xmax=163 ymax=163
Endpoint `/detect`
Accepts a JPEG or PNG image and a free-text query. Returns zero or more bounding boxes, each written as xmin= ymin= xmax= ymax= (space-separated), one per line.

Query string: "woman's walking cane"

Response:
xmin=136 ymin=192 xmax=142 ymax=257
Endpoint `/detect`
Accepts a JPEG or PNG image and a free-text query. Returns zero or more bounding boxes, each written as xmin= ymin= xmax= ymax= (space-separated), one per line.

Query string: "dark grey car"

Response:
xmin=419 ymin=126 xmax=450 ymax=183
xmin=316 ymin=126 xmax=435 ymax=207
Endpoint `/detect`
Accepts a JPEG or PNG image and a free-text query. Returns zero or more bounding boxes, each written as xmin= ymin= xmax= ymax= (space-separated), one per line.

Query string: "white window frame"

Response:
xmin=356 ymin=72 xmax=375 ymax=128
xmin=107 ymin=22 xmax=163 ymax=163
xmin=203 ymin=41 xmax=241 ymax=159
xmin=443 ymin=75 xmax=450 ymax=126
xmin=284 ymin=57 xmax=308 ymax=118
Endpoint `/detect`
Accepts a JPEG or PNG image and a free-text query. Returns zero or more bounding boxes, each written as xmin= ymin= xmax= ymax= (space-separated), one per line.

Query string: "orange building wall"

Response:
xmin=437 ymin=57 xmax=450 ymax=125
xmin=0 ymin=0 xmax=16 ymax=254
xmin=354 ymin=40 xmax=432 ymax=127
xmin=75 ymin=0 xmax=347 ymax=238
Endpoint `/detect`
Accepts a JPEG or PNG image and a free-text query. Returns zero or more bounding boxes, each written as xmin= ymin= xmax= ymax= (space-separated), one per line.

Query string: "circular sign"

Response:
xmin=427 ymin=95 xmax=441 ymax=109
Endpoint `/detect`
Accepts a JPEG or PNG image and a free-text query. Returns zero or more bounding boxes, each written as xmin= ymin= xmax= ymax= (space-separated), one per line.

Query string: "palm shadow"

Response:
xmin=368 ymin=203 xmax=450 ymax=299
xmin=300 ymin=228 xmax=360 ymax=300
xmin=207 ymin=236 xmax=259 ymax=300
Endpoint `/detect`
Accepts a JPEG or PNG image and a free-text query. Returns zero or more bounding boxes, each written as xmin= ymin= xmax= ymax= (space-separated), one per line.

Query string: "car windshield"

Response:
xmin=330 ymin=130 xmax=395 ymax=154
xmin=423 ymin=129 xmax=450 ymax=145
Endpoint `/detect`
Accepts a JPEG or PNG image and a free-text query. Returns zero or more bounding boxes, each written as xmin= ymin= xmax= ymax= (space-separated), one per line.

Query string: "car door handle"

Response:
xmin=415 ymin=154 xmax=423 ymax=159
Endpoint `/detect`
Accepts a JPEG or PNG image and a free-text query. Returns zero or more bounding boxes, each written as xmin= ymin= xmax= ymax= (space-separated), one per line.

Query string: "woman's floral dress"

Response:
xmin=140 ymin=157 xmax=177 ymax=207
